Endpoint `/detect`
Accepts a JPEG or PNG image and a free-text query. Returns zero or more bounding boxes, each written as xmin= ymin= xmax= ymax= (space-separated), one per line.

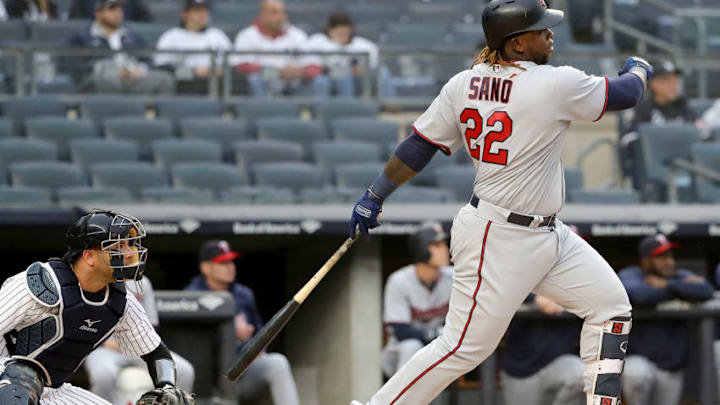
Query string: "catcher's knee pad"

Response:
xmin=587 ymin=316 xmax=631 ymax=405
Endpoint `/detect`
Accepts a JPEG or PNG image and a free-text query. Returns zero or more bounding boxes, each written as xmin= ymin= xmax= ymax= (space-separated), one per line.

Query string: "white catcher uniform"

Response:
xmin=367 ymin=61 xmax=632 ymax=405
xmin=0 ymin=267 xmax=162 ymax=405
xmin=382 ymin=266 xmax=453 ymax=377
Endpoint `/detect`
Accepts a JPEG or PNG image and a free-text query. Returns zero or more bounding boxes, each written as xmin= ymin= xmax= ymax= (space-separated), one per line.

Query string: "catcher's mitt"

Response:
xmin=136 ymin=385 xmax=195 ymax=405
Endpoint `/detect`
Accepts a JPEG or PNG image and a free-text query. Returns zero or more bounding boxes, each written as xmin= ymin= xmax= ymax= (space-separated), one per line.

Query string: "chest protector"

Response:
xmin=7 ymin=260 xmax=127 ymax=388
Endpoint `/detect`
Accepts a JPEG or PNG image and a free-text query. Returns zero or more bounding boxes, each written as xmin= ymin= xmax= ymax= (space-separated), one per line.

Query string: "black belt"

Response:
xmin=470 ymin=195 xmax=556 ymax=228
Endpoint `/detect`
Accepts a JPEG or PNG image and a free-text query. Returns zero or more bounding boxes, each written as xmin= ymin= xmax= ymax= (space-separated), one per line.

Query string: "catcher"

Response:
xmin=0 ymin=209 xmax=195 ymax=405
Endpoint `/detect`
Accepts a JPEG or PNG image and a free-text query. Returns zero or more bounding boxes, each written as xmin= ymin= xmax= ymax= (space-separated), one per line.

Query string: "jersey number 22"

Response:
xmin=460 ymin=108 xmax=512 ymax=166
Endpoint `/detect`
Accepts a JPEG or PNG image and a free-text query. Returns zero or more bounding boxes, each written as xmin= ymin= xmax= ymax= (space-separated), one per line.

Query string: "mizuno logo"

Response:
xmin=79 ymin=319 xmax=101 ymax=333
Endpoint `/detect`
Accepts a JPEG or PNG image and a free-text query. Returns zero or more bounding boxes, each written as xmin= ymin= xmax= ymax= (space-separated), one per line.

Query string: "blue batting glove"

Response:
xmin=349 ymin=190 xmax=382 ymax=239
xmin=618 ymin=56 xmax=654 ymax=79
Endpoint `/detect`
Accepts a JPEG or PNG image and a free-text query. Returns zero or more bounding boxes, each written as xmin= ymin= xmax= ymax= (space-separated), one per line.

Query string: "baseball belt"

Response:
xmin=470 ymin=195 xmax=556 ymax=228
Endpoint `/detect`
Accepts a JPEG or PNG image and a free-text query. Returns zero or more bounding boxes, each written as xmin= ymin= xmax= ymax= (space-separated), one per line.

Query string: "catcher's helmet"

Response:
xmin=482 ymin=0 xmax=564 ymax=50
xmin=65 ymin=209 xmax=148 ymax=282
xmin=408 ymin=221 xmax=448 ymax=263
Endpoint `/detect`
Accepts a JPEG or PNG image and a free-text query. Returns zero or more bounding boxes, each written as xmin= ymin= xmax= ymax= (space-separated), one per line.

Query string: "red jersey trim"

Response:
xmin=412 ymin=125 xmax=452 ymax=156
xmin=594 ymin=76 xmax=609 ymax=122
xmin=253 ymin=19 xmax=287 ymax=39
xmin=389 ymin=221 xmax=493 ymax=405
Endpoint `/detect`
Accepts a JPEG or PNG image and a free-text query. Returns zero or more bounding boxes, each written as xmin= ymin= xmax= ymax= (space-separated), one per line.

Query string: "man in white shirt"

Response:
xmin=304 ymin=12 xmax=379 ymax=97
xmin=233 ymin=0 xmax=329 ymax=97
xmin=155 ymin=0 xmax=232 ymax=94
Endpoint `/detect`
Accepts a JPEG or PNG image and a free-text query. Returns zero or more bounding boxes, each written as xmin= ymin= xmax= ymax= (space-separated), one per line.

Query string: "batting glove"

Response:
xmin=619 ymin=56 xmax=654 ymax=80
xmin=349 ymin=190 xmax=382 ymax=239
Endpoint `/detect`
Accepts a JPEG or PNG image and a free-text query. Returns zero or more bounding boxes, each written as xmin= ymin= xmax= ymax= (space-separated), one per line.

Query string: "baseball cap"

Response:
xmin=638 ymin=234 xmax=680 ymax=258
xmin=199 ymin=239 xmax=239 ymax=263
xmin=184 ymin=0 xmax=210 ymax=10
xmin=94 ymin=0 xmax=123 ymax=10
xmin=652 ymin=60 xmax=682 ymax=78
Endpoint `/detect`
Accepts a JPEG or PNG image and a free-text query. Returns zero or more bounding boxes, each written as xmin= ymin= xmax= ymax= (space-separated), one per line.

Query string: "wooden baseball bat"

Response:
xmin=225 ymin=236 xmax=358 ymax=381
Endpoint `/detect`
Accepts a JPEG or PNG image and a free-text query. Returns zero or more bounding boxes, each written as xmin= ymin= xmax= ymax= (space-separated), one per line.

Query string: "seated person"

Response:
xmin=85 ymin=276 xmax=195 ymax=404
xmin=67 ymin=0 xmax=174 ymax=94
xmin=619 ymin=234 xmax=714 ymax=405
xmin=5 ymin=0 xmax=57 ymax=21
xmin=155 ymin=0 xmax=232 ymax=94
xmin=185 ymin=240 xmax=300 ymax=405
xmin=233 ymin=0 xmax=328 ymax=97
xmin=382 ymin=223 xmax=452 ymax=378
xmin=304 ymin=11 xmax=379 ymax=97
xmin=501 ymin=294 xmax=584 ymax=405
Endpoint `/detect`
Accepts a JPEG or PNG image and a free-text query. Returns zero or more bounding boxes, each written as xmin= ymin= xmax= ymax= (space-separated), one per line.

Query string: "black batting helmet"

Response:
xmin=408 ymin=222 xmax=448 ymax=263
xmin=482 ymin=0 xmax=564 ymax=50
xmin=64 ymin=209 xmax=148 ymax=282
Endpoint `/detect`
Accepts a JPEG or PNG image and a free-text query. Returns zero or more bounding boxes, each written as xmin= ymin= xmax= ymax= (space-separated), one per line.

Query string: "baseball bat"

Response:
xmin=225 ymin=236 xmax=358 ymax=381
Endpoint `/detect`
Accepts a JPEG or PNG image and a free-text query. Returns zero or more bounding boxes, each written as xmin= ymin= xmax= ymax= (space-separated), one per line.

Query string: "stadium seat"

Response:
xmin=330 ymin=118 xmax=399 ymax=144
xmin=0 ymin=186 xmax=53 ymax=207
xmin=285 ymin=2 xmax=335 ymax=26
xmin=252 ymin=162 xmax=327 ymax=193
xmin=155 ymin=98 xmax=223 ymax=125
xmin=564 ymin=167 xmax=584 ymax=193
xmin=0 ymin=167 xmax=6 ymax=185
xmin=25 ymin=118 xmax=98 ymax=160
xmin=403 ymin=3 xmax=473 ymax=24
xmin=29 ymin=21 xmax=86 ymax=45
xmin=568 ymin=189 xmax=641 ymax=204
xmin=0 ymin=139 xmax=57 ymax=168
xmin=313 ymin=99 xmax=379 ymax=127
xmin=300 ymin=187 xmax=349 ymax=204
xmin=234 ymin=140 xmax=304 ymax=174
xmin=410 ymin=153 xmax=461 ymax=186
xmin=2 ymin=97 xmax=67 ymax=135
xmin=433 ymin=165 xmax=475 ymax=202
xmin=691 ymin=143 xmax=720 ymax=203
xmin=152 ymin=139 xmax=223 ymax=168
xmin=180 ymin=118 xmax=250 ymax=157
xmin=146 ymin=2 xmax=182 ymax=23
xmin=0 ymin=118 xmax=13 ymax=138
xmin=141 ymin=187 xmax=216 ymax=204
xmin=0 ymin=20 xmax=27 ymax=45
xmin=57 ymin=186 xmax=134 ymax=205
xmin=221 ymin=186 xmax=295 ymax=204
xmin=345 ymin=3 xmax=403 ymax=25
xmin=90 ymin=161 xmax=169 ymax=197
xmin=80 ymin=97 xmax=148 ymax=124
xmin=637 ymin=123 xmax=702 ymax=202
xmin=125 ymin=23 xmax=175 ymax=46
xmin=10 ymin=161 xmax=85 ymax=192
xmin=386 ymin=185 xmax=450 ymax=203
xmin=171 ymin=162 xmax=248 ymax=193
xmin=334 ymin=162 xmax=386 ymax=188
xmin=384 ymin=24 xmax=450 ymax=47
xmin=69 ymin=139 xmax=140 ymax=168
xmin=256 ymin=118 xmax=328 ymax=157
xmin=211 ymin=3 xmax=257 ymax=25
xmin=312 ymin=141 xmax=381 ymax=169
xmin=451 ymin=24 xmax=486 ymax=47
xmin=234 ymin=98 xmax=299 ymax=132
xmin=104 ymin=117 xmax=174 ymax=160
xmin=688 ymin=98 xmax=716 ymax=117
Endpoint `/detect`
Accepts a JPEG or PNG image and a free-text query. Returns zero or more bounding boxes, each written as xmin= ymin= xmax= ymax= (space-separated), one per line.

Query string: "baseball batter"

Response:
xmin=348 ymin=1 xmax=653 ymax=404
xmin=0 ymin=209 xmax=194 ymax=405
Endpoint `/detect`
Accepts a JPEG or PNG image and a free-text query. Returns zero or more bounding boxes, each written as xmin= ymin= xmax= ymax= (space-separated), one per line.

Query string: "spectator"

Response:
xmin=155 ymin=0 xmax=231 ymax=94
xmin=67 ymin=0 xmax=174 ymax=94
xmin=500 ymin=294 xmax=584 ymax=405
xmin=304 ymin=11 xmax=379 ymax=97
xmin=233 ymin=0 xmax=329 ymax=97
xmin=69 ymin=0 xmax=150 ymax=22
xmin=382 ymin=223 xmax=452 ymax=379
xmin=185 ymin=240 xmax=300 ymax=405
xmin=619 ymin=234 xmax=714 ymax=405
xmin=5 ymin=0 xmax=56 ymax=21
xmin=85 ymin=277 xmax=196 ymax=404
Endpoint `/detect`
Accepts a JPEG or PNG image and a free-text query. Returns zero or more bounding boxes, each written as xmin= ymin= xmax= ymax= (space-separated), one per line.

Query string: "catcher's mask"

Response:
xmin=64 ymin=209 xmax=148 ymax=284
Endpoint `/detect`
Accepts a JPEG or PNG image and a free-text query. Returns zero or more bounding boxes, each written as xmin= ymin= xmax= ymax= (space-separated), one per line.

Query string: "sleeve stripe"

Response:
xmin=594 ymin=76 xmax=609 ymax=122
xmin=412 ymin=126 xmax=452 ymax=156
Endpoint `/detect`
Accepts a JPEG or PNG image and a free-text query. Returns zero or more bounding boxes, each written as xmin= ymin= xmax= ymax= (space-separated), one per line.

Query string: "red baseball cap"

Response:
xmin=638 ymin=234 xmax=680 ymax=258
xmin=199 ymin=240 xmax=239 ymax=263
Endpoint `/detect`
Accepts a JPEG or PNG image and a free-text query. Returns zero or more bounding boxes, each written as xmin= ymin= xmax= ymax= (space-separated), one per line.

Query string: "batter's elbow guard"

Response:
xmin=587 ymin=316 xmax=631 ymax=405
xmin=0 ymin=359 xmax=46 ymax=405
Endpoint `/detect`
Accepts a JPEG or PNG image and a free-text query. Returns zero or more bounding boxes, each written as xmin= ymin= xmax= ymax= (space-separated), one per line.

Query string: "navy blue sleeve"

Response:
xmin=394 ymin=132 xmax=440 ymax=172
xmin=606 ymin=74 xmax=645 ymax=111
xmin=390 ymin=323 xmax=430 ymax=344
xmin=619 ymin=270 xmax=673 ymax=306
xmin=667 ymin=271 xmax=715 ymax=302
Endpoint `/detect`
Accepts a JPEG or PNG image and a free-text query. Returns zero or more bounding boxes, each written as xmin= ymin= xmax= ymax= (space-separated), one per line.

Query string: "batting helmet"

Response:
xmin=64 ymin=209 xmax=148 ymax=282
xmin=482 ymin=0 xmax=564 ymax=50
xmin=408 ymin=222 xmax=448 ymax=263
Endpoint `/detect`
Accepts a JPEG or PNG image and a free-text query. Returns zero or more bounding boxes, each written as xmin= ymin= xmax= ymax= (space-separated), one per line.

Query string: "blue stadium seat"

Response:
xmin=171 ymin=162 xmax=248 ymax=193
xmin=410 ymin=153 xmax=461 ymax=186
xmin=146 ymin=2 xmax=182 ymax=23
xmin=0 ymin=139 xmax=57 ymax=168
xmin=80 ymin=97 xmax=148 ymax=125
xmin=57 ymin=186 xmax=134 ymax=205
xmin=29 ymin=21 xmax=87 ymax=45
xmin=688 ymin=98 xmax=716 ymax=117
xmin=0 ymin=186 xmax=53 ymax=207
xmin=451 ymin=24 xmax=485 ymax=47
xmin=384 ymin=24 xmax=450 ymax=47
xmin=568 ymin=189 xmax=641 ymax=204
xmin=234 ymin=98 xmax=300 ymax=133
xmin=312 ymin=141 xmax=381 ymax=169
xmin=256 ymin=118 xmax=328 ymax=157
xmin=386 ymin=185 xmax=450 ymax=203
xmin=2 ymin=97 xmax=67 ymax=135
xmin=141 ymin=186 xmax=216 ymax=204
xmin=10 ymin=161 xmax=85 ymax=192
xmin=25 ymin=118 xmax=98 ymax=160
xmin=300 ymin=187 xmax=349 ymax=204
xmin=432 ymin=165 xmax=475 ymax=202
xmin=0 ymin=118 xmax=12 ymax=138
xmin=104 ymin=117 xmax=174 ymax=160
xmin=211 ymin=3 xmax=257 ymax=26
xmin=152 ymin=139 xmax=223 ymax=168
xmin=180 ymin=118 xmax=250 ymax=158
xmin=234 ymin=140 xmax=304 ymax=174
xmin=564 ymin=167 xmax=584 ymax=193
xmin=691 ymin=143 xmax=720 ymax=203
xmin=253 ymin=162 xmax=327 ymax=193
xmin=0 ymin=20 xmax=27 ymax=45
xmin=402 ymin=3 xmax=473 ymax=24
xmin=334 ymin=162 xmax=386 ymax=188
xmin=221 ymin=186 xmax=296 ymax=204
xmin=69 ymin=139 xmax=140 ymax=168
xmin=90 ymin=161 xmax=169 ymax=197
xmin=155 ymin=98 xmax=223 ymax=125
xmin=126 ymin=23 xmax=175 ymax=46
xmin=0 ymin=166 xmax=6 ymax=185
xmin=313 ymin=99 xmax=379 ymax=126
xmin=345 ymin=3 xmax=403 ymax=25
xmin=330 ymin=118 xmax=398 ymax=144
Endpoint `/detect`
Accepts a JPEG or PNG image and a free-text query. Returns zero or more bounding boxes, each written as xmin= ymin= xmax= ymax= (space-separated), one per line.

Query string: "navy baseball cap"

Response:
xmin=94 ymin=0 xmax=123 ymax=10
xmin=651 ymin=60 xmax=682 ymax=78
xmin=184 ymin=0 xmax=210 ymax=10
xmin=638 ymin=234 xmax=680 ymax=258
xmin=199 ymin=240 xmax=239 ymax=263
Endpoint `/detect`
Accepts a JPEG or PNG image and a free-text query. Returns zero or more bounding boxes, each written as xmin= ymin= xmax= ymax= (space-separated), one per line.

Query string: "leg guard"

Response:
xmin=586 ymin=316 xmax=631 ymax=405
